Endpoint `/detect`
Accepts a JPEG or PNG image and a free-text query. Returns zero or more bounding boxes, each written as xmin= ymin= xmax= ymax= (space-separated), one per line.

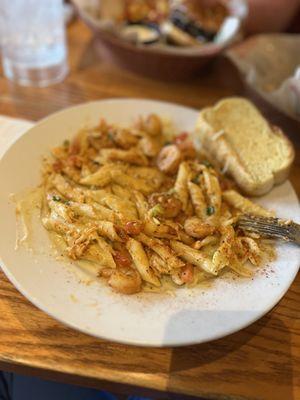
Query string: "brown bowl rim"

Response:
xmin=72 ymin=0 xmax=247 ymax=58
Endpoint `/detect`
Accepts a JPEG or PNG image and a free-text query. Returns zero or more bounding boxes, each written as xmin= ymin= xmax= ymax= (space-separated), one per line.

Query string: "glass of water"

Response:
xmin=0 ymin=0 xmax=68 ymax=87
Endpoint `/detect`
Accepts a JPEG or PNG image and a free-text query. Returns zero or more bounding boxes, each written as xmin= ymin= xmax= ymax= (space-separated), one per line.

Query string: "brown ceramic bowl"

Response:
xmin=72 ymin=0 xmax=248 ymax=80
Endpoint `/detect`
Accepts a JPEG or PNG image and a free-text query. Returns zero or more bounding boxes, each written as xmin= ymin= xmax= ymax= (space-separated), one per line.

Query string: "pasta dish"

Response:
xmin=39 ymin=114 xmax=274 ymax=294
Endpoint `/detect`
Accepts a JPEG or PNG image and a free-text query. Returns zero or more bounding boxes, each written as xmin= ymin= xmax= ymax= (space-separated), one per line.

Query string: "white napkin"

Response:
xmin=0 ymin=115 xmax=33 ymax=158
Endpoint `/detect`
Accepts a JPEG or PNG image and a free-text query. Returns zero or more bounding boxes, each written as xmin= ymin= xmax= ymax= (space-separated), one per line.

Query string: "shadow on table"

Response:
xmin=163 ymin=309 xmax=294 ymax=400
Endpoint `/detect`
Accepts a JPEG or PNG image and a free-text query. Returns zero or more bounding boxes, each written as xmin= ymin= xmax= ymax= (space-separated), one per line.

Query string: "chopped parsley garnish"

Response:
xmin=63 ymin=139 xmax=70 ymax=147
xmin=149 ymin=204 xmax=164 ymax=218
xmin=202 ymin=160 xmax=212 ymax=168
xmin=164 ymin=141 xmax=172 ymax=146
xmin=52 ymin=195 xmax=70 ymax=205
xmin=206 ymin=206 xmax=215 ymax=216
xmin=167 ymin=188 xmax=176 ymax=195
xmin=192 ymin=174 xmax=200 ymax=184
xmin=108 ymin=132 xmax=115 ymax=141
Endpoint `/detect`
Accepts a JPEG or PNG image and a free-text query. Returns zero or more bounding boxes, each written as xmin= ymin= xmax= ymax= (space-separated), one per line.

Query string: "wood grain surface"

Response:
xmin=0 ymin=20 xmax=299 ymax=400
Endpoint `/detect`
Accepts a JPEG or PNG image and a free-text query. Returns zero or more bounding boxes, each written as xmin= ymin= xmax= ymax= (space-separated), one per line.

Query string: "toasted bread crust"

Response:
xmin=196 ymin=99 xmax=294 ymax=196
xmin=269 ymin=125 xmax=295 ymax=185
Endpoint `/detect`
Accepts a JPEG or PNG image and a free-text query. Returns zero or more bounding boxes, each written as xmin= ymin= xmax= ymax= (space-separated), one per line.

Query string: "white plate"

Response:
xmin=0 ymin=99 xmax=299 ymax=347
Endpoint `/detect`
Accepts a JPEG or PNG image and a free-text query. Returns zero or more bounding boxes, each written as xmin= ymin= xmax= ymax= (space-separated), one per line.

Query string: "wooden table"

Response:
xmin=0 ymin=20 xmax=299 ymax=400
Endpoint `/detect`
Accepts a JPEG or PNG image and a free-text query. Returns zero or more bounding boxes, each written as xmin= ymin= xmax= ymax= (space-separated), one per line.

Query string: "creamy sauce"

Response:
xmin=14 ymin=188 xmax=43 ymax=250
xmin=15 ymin=191 xmax=103 ymax=286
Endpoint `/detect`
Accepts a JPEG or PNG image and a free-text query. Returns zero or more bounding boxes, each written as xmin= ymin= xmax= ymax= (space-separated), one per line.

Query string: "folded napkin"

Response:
xmin=0 ymin=115 xmax=33 ymax=158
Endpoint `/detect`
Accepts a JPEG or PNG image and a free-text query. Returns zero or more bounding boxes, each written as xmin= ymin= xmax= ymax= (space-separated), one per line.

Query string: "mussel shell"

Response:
xmin=120 ymin=24 xmax=160 ymax=45
xmin=170 ymin=9 xmax=216 ymax=41
xmin=161 ymin=21 xmax=199 ymax=46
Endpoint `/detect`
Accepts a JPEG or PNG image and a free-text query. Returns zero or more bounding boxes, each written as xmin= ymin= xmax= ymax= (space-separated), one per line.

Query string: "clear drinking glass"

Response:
xmin=0 ymin=0 xmax=68 ymax=87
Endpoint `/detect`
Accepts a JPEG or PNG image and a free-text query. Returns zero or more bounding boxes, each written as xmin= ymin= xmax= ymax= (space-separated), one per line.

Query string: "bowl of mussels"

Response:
xmin=73 ymin=0 xmax=248 ymax=80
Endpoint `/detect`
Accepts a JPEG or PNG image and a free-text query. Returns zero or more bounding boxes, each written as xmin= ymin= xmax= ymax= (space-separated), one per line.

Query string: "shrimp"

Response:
xmin=175 ymin=133 xmax=196 ymax=159
xmin=113 ymin=249 xmax=132 ymax=268
xmin=180 ymin=264 xmax=194 ymax=283
xmin=144 ymin=220 xmax=179 ymax=240
xmin=142 ymin=114 xmax=163 ymax=136
xmin=88 ymin=121 xmax=114 ymax=150
xmin=108 ymin=268 xmax=142 ymax=294
xmin=171 ymin=264 xmax=194 ymax=285
xmin=123 ymin=220 xmax=144 ymax=235
xmin=171 ymin=270 xmax=185 ymax=286
xmin=110 ymin=128 xmax=139 ymax=149
xmin=148 ymin=192 xmax=182 ymax=218
xmin=139 ymin=135 xmax=161 ymax=157
xmin=98 ymin=268 xmax=114 ymax=278
xmin=184 ymin=216 xmax=216 ymax=239
xmin=156 ymin=145 xmax=182 ymax=174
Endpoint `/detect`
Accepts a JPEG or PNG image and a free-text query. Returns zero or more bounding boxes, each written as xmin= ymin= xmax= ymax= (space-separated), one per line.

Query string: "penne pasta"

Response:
xmin=202 ymin=168 xmax=222 ymax=215
xmin=79 ymin=164 xmax=113 ymax=186
xmin=89 ymin=202 xmax=116 ymax=222
xmin=223 ymin=190 xmax=274 ymax=217
xmin=138 ymin=233 xmax=185 ymax=270
xmin=89 ymin=191 xmax=138 ymax=221
xmin=149 ymin=252 xmax=170 ymax=274
xmin=110 ymin=169 xmax=153 ymax=195
xmin=188 ymin=181 xmax=207 ymax=220
xmin=131 ymin=191 xmax=148 ymax=220
xmin=170 ymin=240 xmax=218 ymax=275
xmin=111 ymin=184 xmax=132 ymax=200
xmin=95 ymin=147 xmax=148 ymax=166
xmin=129 ymin=166 xmax=164 ymax=190
xmin=47 ymin=195 xmax=74 ymax=223
xmin=212 ymin=225 xmax=235 ymax=271
xmin=30 ymin=113 xmax=276 ymax=295
xmin=174 ymin=162 xmax=191 ymax=211
xmin=51 ymin=174 xmax=85 ymax=202
xmin=126 ymin=238 xmax=161 ymax=287
xmin=238 ymin=237 xmax=261 ymax=266
xmin=96 ymin=221 xmax=124 ymax=242
xmin=84 ymin=239 xmax=116 ymax=270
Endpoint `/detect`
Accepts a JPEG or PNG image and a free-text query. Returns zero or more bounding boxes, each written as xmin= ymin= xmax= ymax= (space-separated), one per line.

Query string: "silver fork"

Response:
xmin=237 ymin=215 xmax=300 ymax=245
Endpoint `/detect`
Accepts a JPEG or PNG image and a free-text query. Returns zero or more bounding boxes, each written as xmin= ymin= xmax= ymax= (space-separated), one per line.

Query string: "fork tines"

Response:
xmin=237 ymin=215 xmax=300 ymax=245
